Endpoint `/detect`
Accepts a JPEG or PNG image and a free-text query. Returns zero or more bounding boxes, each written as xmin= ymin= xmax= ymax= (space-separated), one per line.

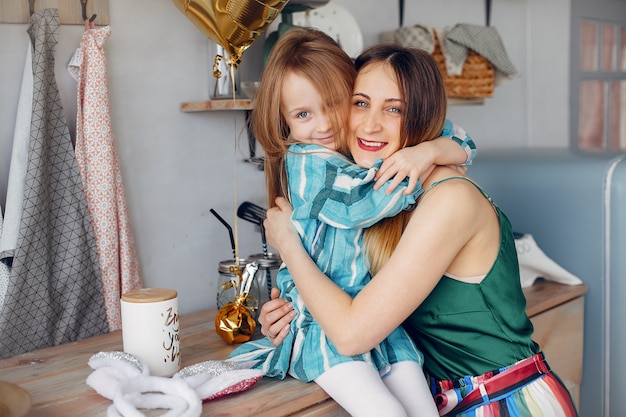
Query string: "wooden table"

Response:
xmin=0 ymin=309 xmax=345 ymax=417
xmin=0 ymin=281 xmax=586 ymax=416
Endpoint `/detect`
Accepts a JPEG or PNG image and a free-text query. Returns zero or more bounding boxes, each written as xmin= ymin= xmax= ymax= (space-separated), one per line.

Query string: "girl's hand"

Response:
xmin=264 ymin=197 xmax=299 ymax=253
xmin=258 ymin=288 xmax=295 ymax=346
xmin=374 ymin=144 xmax=436 ymax=195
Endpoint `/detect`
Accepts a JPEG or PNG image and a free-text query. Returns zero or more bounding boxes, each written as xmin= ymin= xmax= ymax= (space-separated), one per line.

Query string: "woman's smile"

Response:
xmin=349 ymin=61 xmax=403 ymax=167
xmin=355 ymin=137 xmax=388 ymax=151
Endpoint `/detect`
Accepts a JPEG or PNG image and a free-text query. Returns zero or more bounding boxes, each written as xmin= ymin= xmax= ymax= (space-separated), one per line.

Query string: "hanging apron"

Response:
xmin=0 ymin=38 xmax=33 ymax=313
xmin=0 ymin=9 xmax=108 ymax=358
xmin=70 ymin=25 xmax=143 ymax=331
xmin=0 ymin=211 xmax=9 ymax=315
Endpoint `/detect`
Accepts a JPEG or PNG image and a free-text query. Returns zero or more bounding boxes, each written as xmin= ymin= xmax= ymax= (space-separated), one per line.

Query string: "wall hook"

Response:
xmin=80 ymin=0 xmax=97 ymax=22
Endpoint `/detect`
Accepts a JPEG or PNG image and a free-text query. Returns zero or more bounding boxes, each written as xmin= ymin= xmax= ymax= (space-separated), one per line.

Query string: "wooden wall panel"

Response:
xmin=0 ymin=0 xmax=109 ymax=25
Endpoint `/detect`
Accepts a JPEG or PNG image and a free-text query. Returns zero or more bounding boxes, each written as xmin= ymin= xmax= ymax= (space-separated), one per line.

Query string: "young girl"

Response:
xmin=228 ymin=28 xmax=474 ymax=417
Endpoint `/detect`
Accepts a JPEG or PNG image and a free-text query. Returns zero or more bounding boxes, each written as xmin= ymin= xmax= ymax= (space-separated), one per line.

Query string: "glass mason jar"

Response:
xmin=216 ymin=258 xmax=260 ymax=319
xmin=247 ymin=253 xmax=282 ymax=306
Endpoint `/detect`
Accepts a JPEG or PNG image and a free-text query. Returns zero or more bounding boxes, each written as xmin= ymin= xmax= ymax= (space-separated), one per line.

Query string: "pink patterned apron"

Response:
xmin=72 ymin=25 xmax=143 ymax=331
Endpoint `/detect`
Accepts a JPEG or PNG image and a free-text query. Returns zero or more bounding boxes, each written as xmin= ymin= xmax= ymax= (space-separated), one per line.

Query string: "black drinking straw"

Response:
xmin=210 ymin=208 xmax=236 ymax=260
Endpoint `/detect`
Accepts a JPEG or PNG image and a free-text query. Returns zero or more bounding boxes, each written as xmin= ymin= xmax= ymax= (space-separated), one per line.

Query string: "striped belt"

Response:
xmin=435 ymin=352 xmax=549 ymax=416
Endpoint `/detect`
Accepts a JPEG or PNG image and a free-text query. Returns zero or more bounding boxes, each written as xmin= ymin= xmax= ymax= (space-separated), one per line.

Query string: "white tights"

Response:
xmin=314 ymin=361 xmax=439 ymax=417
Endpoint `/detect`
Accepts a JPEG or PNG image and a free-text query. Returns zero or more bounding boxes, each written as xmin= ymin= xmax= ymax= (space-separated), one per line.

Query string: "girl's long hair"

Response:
xmin=252 ymin=28 xmax=356 ymax=207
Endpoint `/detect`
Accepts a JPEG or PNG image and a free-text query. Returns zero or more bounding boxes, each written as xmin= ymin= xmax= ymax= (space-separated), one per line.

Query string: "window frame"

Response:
xmin=570 ymin=2 xmax=626 ymax=150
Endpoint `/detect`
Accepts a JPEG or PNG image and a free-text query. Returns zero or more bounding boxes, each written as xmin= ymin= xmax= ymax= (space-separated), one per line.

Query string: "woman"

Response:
xmin=259 ymin=43 xmax=578 ymax=417
xmin=229 ymin=28 xmax=473 ymax=417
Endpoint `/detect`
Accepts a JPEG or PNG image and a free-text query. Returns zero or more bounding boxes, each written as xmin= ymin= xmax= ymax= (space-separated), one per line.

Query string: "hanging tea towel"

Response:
xmin=0 ymin=39 xmax=34 ymax=313
xmin=0 ymin=9 xmax=109 ymax=358
xmin=0 ymin=40 xmax=32 ymax=261
xmin=69 ymin=25 xmax=143 ymax=331
xmin=0 ymin=211 xmax=9 ymax=314
xmin=393 ymin=24 xmax=436 ymax=53
xmin=394 ymin=23 xmax=519 ymax=84
xmin=441 ymin=23 xmax=519 ymax=81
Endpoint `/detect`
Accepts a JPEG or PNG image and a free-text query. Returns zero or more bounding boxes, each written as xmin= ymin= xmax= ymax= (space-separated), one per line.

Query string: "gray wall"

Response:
xmin=0 ymin=0 xmax=571 ymax=314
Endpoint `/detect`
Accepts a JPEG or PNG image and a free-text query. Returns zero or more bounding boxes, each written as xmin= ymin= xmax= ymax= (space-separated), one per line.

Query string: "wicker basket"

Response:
xmin=432 ymin=33 xmax=495 ymax=99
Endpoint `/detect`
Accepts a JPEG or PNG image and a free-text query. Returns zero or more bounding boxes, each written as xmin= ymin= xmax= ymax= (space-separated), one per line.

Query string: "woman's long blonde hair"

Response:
xmin=354 ymin=44 xmax=448 ymax=274
xmin=252 ymin=27 xmax=356 ymax=207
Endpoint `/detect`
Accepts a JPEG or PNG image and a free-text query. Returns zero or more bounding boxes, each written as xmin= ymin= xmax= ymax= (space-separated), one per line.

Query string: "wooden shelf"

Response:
xmin=180 ymin=99 xmax=252 ymax=112
xmin=448 ymin=98 xmax=485 ymax=106
xmin=180 ymin=98 xmax=262 ymax=169
xmin=180 ymin=98 xmax=481 ymax=112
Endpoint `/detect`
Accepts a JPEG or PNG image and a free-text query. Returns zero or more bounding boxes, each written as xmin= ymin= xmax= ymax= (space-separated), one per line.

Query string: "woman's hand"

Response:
xmin=260 ymin=197 xmax=299 ymax=345
xmin=258 ymin=288 xmax=295 ymax=346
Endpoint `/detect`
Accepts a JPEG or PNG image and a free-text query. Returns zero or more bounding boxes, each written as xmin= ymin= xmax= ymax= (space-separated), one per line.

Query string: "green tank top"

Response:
xmin=403 ymin=177 xmax=539 ymax=380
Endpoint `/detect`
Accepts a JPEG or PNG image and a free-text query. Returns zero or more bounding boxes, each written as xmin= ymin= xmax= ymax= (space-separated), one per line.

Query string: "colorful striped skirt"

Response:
xmin=431 ymin=352 xmax=578 ymax=417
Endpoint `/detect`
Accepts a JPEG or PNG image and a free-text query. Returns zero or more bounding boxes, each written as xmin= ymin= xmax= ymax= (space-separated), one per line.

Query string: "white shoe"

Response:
xmin=515 ymin=234 xmax=583 ymax=288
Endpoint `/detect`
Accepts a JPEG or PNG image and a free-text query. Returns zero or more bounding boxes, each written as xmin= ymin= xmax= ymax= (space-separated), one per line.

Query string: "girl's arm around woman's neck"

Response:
xmin=265 ymin=166 xmax=495 ymax=355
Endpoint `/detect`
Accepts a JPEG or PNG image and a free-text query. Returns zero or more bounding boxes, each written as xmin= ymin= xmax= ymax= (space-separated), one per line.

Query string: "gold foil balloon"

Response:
xmin=215 ymin=299 xmax=257 ymax=344
xmin=171 ymin=0 xmax=289 ymax=68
